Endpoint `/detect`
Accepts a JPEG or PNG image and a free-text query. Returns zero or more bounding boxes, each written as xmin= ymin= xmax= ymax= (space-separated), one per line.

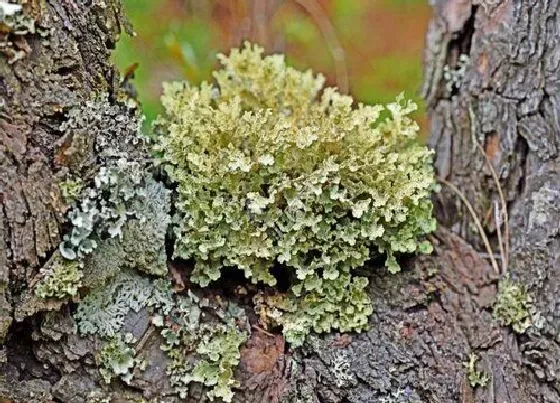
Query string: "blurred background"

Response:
xmin=114 ymin=0 xmax=431 ymax=136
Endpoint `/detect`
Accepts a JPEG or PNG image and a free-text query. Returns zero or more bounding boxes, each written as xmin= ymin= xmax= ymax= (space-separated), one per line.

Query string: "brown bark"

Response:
xmin=1 ymin=1 xmax=559 ymax=402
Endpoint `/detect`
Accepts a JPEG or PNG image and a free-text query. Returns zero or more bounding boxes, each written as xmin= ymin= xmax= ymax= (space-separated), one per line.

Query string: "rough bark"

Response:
xmin=1 ymin=1 xmax=559 ymax=402
xmin=0 ymin=0 xmax=128 ymax=342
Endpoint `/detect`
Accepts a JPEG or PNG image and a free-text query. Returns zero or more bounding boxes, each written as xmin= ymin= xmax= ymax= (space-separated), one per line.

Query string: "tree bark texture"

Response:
xmin=1 ymin=1 xmax=559 ymax=402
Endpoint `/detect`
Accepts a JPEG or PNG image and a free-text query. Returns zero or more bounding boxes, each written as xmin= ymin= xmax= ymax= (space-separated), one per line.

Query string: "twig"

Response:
xmin=291 ymin=0 xmax=349 ymax=93
xmin=475 ymin=143 xmax=509 ymax=275
xmin=437 ymin=177 xmax=500 ymax=275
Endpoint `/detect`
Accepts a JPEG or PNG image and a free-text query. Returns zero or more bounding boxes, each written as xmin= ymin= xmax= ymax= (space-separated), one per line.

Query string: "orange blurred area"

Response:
xmin=115 ymin=0 xmax=431 ymax=136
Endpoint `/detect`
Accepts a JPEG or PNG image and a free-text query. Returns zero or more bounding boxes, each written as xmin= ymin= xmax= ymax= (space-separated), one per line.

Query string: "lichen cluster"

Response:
xmin=35 ymin=94 xmax=168 ymax=299
xmin=493 ymin=278 xmax=532 ymax=333
xmin=76 ymin=269 xmax=247 ymax=401
xmin=34 ymin=252 xmax=83 ymax=299
xmin=98 ymin=333 xmax=142 ymax=384
xmin=36 ymin=45 xmax=437 ymax=401
xmin=464 ymin=353 xmax=489 ymax=388
xmin=154 ymin=43 xmax=436 ymax=345
xmin=158 ymin=292 xmax=248 ymax=402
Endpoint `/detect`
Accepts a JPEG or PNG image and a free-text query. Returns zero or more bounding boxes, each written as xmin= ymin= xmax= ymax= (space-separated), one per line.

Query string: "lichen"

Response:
xmin=254 ymin=274 xmax=372 ymax=347
xmin=59 ymin=177 xmax=84 ymax=204
xmin=59 ymin=158 xmax=147 ymax=260
xmin=443 ymin=54 xmax=470 ymax=93
xmin=493 ymin=278 xmax=532 ymax=334
xmin=74 ymin=268 xmax=246 ymax=401
xmin=34 ymin=252 xmax=83 ymax=299
xmin=157 ymin=292 xmax=248 ymax=402
xmin=75 ymin=270 xmax=165 ymax=337
xmin=98 ymin=333 xmax=141 ymax=385
xmin=59 ymin=94 xmax=146 ymax=169
xmin=153 ymin=42 xmax=436 ymax=345
xmin=464 ymin=353 xmax=489 ymax=388
xmin=330 ymin=350 xmax=354 ymax=388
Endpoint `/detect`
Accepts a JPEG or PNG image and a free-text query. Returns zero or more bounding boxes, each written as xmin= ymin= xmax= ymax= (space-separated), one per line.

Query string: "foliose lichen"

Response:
xmin=493 ymin=278 xmax=532 ymax=334
xmin=74 ymin=270 xmax=165 ymax=337
xmin=156 ymin=292 xmax=248 ymax=402
xmin=153 ymin=43 xmax=436 ymax=345
xmin=59 ymin=177 xmax=84 ymax=204
xmin=97 ymin=333 xmax=141 ymax=385
xmin=58 ymin=158 xmax=146 ymax=260
xmin=464 ymin=352 xmax=489 ymax=388
xmin=34 ymin=252 xmax=83 ymax=299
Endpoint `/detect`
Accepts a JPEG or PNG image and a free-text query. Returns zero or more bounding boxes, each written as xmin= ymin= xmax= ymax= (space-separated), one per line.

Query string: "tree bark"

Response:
xmin=1 ymin=1 xmax=560 ymax=402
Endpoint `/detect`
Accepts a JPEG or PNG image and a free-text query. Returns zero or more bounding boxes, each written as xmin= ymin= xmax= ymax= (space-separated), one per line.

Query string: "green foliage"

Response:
xmin=34 ymin=252 xmax=83 ymax=299
xmin=154 ymin=43 xmax=436 ymax=344
xmin=464 ymin=353 xmax=489 ymax=388
xmin=98 ymin=333 xmax=138 ymax=384
xmin=493 ymin=278 xmax=532 ymax=333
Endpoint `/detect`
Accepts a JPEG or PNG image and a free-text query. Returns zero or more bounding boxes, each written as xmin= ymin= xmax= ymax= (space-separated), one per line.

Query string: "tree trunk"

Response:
xmin=1 ymin=1 xmax=559 ymax=402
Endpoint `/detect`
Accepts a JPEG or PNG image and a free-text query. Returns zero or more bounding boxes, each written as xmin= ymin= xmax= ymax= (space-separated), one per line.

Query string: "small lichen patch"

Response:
xmin=464 ymin=353 xmax=489 ymax=388
xmin=98 ymin=333 xmax=138 ymax=384
xmin=58 ymin=177 xmax=84 ymax=204
xmin=34 ymin=252 xmax=83 ymax=299
xmin=157 ymin=292 xmax=248 ymax=402
xmin=493 ymin=278 xmax=532 ymax=333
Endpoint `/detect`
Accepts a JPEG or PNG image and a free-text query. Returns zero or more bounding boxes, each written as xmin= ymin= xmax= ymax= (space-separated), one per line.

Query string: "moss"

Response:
xmin=493 ymin=278 xmax=532 ymax=333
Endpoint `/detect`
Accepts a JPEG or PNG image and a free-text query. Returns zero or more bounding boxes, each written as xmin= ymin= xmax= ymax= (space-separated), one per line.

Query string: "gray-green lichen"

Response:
xmin=58 ymin=94 xmax=146 ymax=169
xmin=59 ymin=158 xmax=146 ymax=260
xmin=75 ymin=271 xmax=167 ymax=337
xmin=75 ymin=270 xmax=247 ymax=401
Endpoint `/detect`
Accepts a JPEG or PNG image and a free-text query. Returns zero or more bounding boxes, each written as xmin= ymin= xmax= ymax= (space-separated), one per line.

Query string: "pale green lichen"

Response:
xmin=493 ymin=278 xmax=532 ymax=334
xmin=464 ymin=353 xmax=489 ymax=388
xmin=34 ymin=252 xmax=83 ymax=299
xmin=98 ymin=333 xmax=139 ymax=384
xmin=153 ymin=43 xmax=436 ymax=344
xmin=254 ymin=274 xmax=372 ymax=346
xmin=157 ymin=292 xmax=248 ymax=402
xmin=59 ymin=177 xmax=84 ymax=204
